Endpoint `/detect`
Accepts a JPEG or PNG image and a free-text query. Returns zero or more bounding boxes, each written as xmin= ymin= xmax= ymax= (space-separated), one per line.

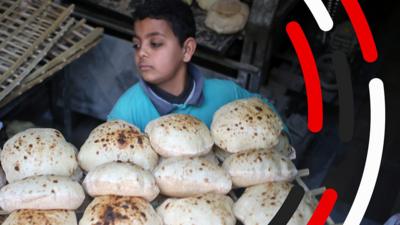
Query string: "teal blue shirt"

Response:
xmin=108 ymin=65 xmax=288 ymax=134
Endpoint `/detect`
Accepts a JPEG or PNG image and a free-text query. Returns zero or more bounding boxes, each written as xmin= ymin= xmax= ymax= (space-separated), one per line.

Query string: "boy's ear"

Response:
xmin=182 ymin=37 xmax=197 ymax=63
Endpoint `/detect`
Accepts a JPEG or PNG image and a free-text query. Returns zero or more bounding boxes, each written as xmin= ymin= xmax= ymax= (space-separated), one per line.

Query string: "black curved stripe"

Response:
xmin=333 ymin=51 xmax=354 ymax=142
xmin=268 ymin=184 xmax=305 ymax=225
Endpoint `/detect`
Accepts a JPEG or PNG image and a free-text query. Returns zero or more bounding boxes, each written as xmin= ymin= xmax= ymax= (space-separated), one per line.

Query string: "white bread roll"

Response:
xmin=1 ymin=128 xmax=78 ymax=183
xmin=0 ymin=175 xmax=85 ymax=212
xmin=3 ymin=209 xmax=77 ymax=225
xmin=197 ymin=0 xmax=218 ymax=10
xmin=78 ymin=120 xmax=158 ymax=172
xmin=83 ymin=162 xmax=159 ymax=201
xmin=153 ymin=156 xmax=231 ymax=197
xmin=157 ymin=193 xmax=236 ymax=225
xmin=222 ymin=148 xmax=297 ymax=187
xmin=145 ymin=114 xmax=213 ymax=158
xmin=234 ymin=182 xmax=315 ymax=225
xmin=205 ymin=0 xmax=249 ymax=34
xmin=79 ymin=195 xmax=162 ymax=225
xmin=211 ymin=97 xmax=283 ymax=153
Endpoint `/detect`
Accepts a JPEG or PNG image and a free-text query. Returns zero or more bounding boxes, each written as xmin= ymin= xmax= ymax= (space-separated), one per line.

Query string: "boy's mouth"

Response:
xmin=138 ymin=65 xmax=153 ymax=71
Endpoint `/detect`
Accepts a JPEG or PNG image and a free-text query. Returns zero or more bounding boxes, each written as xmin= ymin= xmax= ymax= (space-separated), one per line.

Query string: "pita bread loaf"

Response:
xmin=83 ymin=162 xmax=159 ymax=201
xmin=1 ymin=128 xmax=78 ymax=183
xmin=234 ymin=182 xmax=315 ymax=225
xmin=153 ymin=156 xmax=232 ymax=197
xmin=157 ymin=193 xmax=236 ymax=225
xmin=78 ymin=120 xmax=158 ymax=172
xmin=222 ymin=149 xmax=297 ymax=187
xmin=197 ymin=0 xmax=218 ymax=10
xmin=79 ymin=195 xmax=162 ymax=225
xmin=182 ymin=0 xmax=193 ymax=5
xmin=205 ymin=0 xmax=249 ymax=34
xmin=211 ymin=97 xmax=283 ymax=153
xmin=0 ymin=175 xmax=85 ymax=212
xmin=3 ymin=210 xmax=77 ymax=225
xmin=158 ymin=151 xmax=219 ymax=165
xmin=145 ymin=114 xmax=213 ymax=158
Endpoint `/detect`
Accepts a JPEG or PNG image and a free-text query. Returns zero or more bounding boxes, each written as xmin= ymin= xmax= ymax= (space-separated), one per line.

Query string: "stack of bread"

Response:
xmin=145 ymin=114 xmax=236 ymax=225
xmin=0 ymin=97 xmax=320 ymax=225
xmin=210 ymin=97 xmax=315 ymax=225
xmin=0 ymin=128 xmax=85 ymax=225
xmin=77 ymin=120 xmax=162 ymax=225
xmin=194 ymin=0 xmax=249 ymax=34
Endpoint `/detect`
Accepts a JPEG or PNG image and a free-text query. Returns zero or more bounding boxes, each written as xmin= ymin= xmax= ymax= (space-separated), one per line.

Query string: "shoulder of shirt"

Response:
xmin=204 ymin=78 xmax=238 ymax=87
xmin=117 ymin=83 xmax=144 ymax=101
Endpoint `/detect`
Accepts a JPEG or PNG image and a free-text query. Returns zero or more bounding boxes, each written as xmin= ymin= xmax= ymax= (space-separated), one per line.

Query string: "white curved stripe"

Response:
xmin=343 ymin=78 xmax=385 ymax=225
xmin=303 ymin=0 xmax=334 ymax=31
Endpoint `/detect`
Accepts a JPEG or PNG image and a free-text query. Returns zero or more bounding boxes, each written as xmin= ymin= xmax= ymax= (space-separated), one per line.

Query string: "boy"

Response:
xmin=108 ymin=0 xmax=288 ymax=135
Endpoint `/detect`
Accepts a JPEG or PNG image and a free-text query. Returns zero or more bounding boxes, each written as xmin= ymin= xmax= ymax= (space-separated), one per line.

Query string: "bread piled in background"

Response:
xmin=205 ymin=0 xmax=249 ymax=34
xmin=197 ymin=0 xmax=218 ymax=10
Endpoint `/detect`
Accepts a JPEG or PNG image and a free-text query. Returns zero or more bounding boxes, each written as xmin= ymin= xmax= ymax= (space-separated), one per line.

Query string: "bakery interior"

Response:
xmin=0 ymin=0 xmax=399 ymax=224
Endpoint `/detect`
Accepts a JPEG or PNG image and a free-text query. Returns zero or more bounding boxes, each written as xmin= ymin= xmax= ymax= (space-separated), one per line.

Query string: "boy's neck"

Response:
xmin=156 ymin=64 xmax=188 ymax=96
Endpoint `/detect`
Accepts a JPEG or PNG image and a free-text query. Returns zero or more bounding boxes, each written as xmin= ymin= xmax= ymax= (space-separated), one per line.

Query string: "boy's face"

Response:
xmin=133 ymin=18 xmax=189 ymax=85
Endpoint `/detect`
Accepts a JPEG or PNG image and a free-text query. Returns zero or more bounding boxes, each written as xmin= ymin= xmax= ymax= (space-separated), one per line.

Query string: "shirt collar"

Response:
xmin=139 ymin=64 xmax=204 ymax=115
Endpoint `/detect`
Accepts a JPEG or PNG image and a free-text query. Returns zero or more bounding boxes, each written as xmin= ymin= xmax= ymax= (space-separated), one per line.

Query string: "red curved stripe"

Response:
xmin=286 ymin=21 xmax=323 ymax=133
xmin=307 ymin=189 xmax=338 ymax=225
xmin=341 ymin=0 xmax=378 ymax=63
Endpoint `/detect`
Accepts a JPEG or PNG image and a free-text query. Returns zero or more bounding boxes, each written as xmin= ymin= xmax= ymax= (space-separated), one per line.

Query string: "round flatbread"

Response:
xmin=2 ymin=209 xmax=77 ymax=225
xmin=153 ymin=156 xmax=231 ymax=197
xmin=197 ymin=0 xmax=218 ymax=10
xmin=211 ymin=97 xmax=283 ymax=153
xmin=205 ymin=0 xmax=249 ymax=34
xmin=0 ymin=175 xmax=85 ymax=212
xmin=79 ymin=195 xmax=162 ymax=225
xmin=145 ymin=114 xmax=213 ymax=158
xmin=78 ymin=120 xmax=158 ymax=172
xmin=223 ymin=148 xmax=297 ymax=187
xmin=83 ymin=162 xmax=159 ymax=201
xmin=157 ymin=193 xmax=236 ymax=225
xmin=234 ymin=182 xmax=315 ymax=225
xmin=1 ymin=128 xmax=78 ymax=183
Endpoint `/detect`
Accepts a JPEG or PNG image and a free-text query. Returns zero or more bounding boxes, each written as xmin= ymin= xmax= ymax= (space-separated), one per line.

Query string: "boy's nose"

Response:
xmin=138 ymin=47 xmax=149 ymax=59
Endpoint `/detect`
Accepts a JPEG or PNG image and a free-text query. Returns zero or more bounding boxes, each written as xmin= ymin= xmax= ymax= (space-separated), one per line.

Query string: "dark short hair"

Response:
xmin=132 ymin=0 xmax=196 ymax=45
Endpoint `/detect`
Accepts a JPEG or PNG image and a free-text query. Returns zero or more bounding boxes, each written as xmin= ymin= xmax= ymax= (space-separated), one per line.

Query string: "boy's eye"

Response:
xmin=132 ymin=43 xmax=140 ymax=49
xmin=150 ymin=42 xmax=163 ymax=48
